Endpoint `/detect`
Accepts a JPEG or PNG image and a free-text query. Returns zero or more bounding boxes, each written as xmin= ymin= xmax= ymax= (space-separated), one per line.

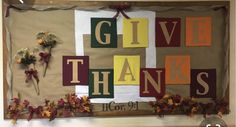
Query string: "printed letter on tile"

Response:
xmin=89 ymin=69 xmax=114 ymax=98
xmin=91 ymin=18 xmax=117 ymax=48
xmin=190 ymin=69 xmax=216 ymax=98
xmin=156 ymin=18 xmax=181 ymax=47
xmin=140 ymin=68 xmax=165 ymax=99
xmin=114 ymin=55 xmax=140 ymax=85
xmin=123 ymin=18 xmax=148 ymax=48
xmin=63 ymin=56 xmax=89 ymax=86
xmin=165 ymin=55 xmax=190 ymax=84
xmin=186 ymin=17 xmax=212 ymax=46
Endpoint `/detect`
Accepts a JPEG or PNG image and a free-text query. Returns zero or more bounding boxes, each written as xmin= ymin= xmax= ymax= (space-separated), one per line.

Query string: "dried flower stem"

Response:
xmin=33 ymin=64 xmax=40 ymax=95
xmin=37 ymin=82 xmax=40 ymax=95
xmin=43 ymin=46 xmax=52 ymax=77
xmin=26 ymin=66 xmax=40 ymax=95
xmin=30 ymin=66 xmax=38 ymax=95
xmin=32 ymin=79 xmax=39 ymax=95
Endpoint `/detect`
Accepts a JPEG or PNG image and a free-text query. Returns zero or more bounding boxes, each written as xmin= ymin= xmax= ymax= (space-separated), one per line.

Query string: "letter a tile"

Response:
xmin=123 ymin=18 xmax=148 ymax=48
xmin=190 ymin=69 xmax=216 ymax=98
xmin=63 ymin=56 xmax=89 ymax=86
xmin=91 ymin=18 xmax=117 ymax=48
xmin=114 ymin=55 xmax=140 ymax=85
xmin=165 ymin=55 xmax=190 ymax=84
xmin=186 ymin=17 xmax=212 ymax=46
xmin=140 ymin=68 xmax=165 ymax=99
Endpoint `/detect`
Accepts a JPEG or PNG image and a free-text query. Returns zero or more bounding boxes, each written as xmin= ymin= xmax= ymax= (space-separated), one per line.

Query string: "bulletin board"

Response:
xmin=2 ymin=0 xmax=230 ymax=122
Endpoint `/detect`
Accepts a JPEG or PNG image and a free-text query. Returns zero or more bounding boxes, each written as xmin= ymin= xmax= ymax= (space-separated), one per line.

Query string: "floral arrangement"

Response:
xmin=14 ymin=32 xmax=58 ymax=95
xmin=15 ymin=48 xmax=37 ymax=67
xmin=149 ymin=94 xmax=229 ymax=118
xmin=7 ymin=93 xmax=92 ymax=124
xmin=14 ymin=48 xmax=40 ymax=95
xmin=36 ymin=32 xmax=58 ymax=77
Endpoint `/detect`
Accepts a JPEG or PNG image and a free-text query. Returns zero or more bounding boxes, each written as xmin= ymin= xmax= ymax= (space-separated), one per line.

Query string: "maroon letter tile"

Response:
xmin=63 ymin=56 xmax=89 ymax=86
xmin=190 ymin=69 xmax=216 ymax=98
xmin=140 ymin=68 xmax=165 ymax=99
xmin=156 ymin=18 xmax=181 ymax=47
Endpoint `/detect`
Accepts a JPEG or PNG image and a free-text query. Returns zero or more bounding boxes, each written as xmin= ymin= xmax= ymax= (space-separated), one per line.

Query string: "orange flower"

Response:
xmin=217 ymin=111 xmax=223 ymax=117
xmin=156 ymin=106 xmax=161 ymax=113
xmin=84 ymin=106 xmax=90 ymax=112
xmin=42 ymin=110 xmax=51 ymax=118
xmin=82 ymin=96 xmax=89 ymax=103
xmin=163 ymin=94 xmax=171 ymax=99
xmin=16 ymin=58 xmax=21 ymax=64
xmin=190 ymin=107 xmax=198 ymax=116
xmin=168 ymin=99 xmax=174 ymax=105
xmin=37 ymin=39 xmax=44 ymax=45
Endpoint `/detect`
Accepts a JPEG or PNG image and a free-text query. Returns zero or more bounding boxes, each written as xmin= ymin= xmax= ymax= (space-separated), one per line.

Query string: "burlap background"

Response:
xmin=4 ymin=5 xmax=228 ymax=106
xmin=5 ymin=9 xmax=75 ymax=105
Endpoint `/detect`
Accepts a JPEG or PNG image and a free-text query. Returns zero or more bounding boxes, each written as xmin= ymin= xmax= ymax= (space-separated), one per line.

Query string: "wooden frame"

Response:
xmin=2 ymin=0 xmax=230 ymax=119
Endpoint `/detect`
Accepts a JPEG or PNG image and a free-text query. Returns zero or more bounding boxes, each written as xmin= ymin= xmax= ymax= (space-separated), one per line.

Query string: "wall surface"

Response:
xmin=0 ymin=0 xmax=235 ymax=127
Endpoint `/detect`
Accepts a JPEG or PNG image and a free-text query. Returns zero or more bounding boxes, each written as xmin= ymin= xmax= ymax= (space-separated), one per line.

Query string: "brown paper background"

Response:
xmin=5 ymin=9 xmax=75 ymax=105
xmin=4 ymin=5 xmax=229 ymax=107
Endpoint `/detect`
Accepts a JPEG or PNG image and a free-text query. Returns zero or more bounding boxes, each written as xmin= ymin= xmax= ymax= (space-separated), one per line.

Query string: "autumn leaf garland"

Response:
xmin=7 ymin=93 xmax=92 ymax=124
xmin=7 ymin=93 xmax=229 ymax=124
xmin=149 ymin=94 xmax=229 ymax=118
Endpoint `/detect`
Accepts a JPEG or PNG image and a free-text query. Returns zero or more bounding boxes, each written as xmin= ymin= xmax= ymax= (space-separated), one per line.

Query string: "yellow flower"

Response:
xmin=83 ymin=106 xmax=90 ymax=112
xmin=16 ymin=58 xmax=21 ymax=64
xmin=30 ymin=52 xmax=34 ymax=56
xmin=42 ymin=110 xmax=51 ymax=118
xmin=37 ymin=39 xmax=44 ymax=45
xmin=82 ymin=96 xmax=90 ymax=106
xmin=17 ymin=105 xmax=24 ymax=111
xmin=168 ymin=99 xmax=174 ymax=105
xmin=163 ymin=94 xmax=171 ymax=99
xmin=82 ymin=96 xmax=89 ymax=102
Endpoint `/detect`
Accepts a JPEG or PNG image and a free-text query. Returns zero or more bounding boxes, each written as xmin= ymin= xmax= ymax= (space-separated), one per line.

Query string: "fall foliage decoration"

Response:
xmin=7 ymin=93 xmax=92 ymax=124
xmin=149 ymin=94 xmax=229 ymax=118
